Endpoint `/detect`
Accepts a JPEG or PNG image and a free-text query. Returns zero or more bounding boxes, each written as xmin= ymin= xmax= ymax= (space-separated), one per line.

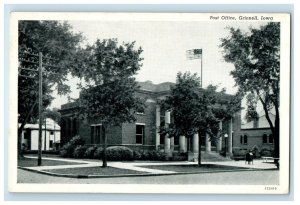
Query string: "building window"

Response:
xmin=136 ymin=124 xmax=144 ymax=144
xmin=24 ymin=130 xmax=30 ymax=139
xmin=49 ymin=140 xmax=53 ymax=148
xmin=90 ymin=124 xmax=102 ymax=144
xmin=269 ymin=134 xmax=274 ymax=144
xmin=50 ymin=131 xmax=54 ymax=135
xmin=243 ymin=135 xmax=248 ymax=144
xmin=263 ymin=134 xmax=268 ymax=144
xmin=240 ymin=135 xmax=248 ymax=144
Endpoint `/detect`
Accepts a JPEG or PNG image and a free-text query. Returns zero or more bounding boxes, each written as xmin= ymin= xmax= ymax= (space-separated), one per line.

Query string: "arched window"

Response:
xmin=243 ymin=135 xmax=248 ymax=144
xmin=263 ymin=134 xmax=268 ymax=144
xmin=269 ymin=134 xmax=274 ymax=144
xmin=240 ymin=135 xmax=248 ymax=144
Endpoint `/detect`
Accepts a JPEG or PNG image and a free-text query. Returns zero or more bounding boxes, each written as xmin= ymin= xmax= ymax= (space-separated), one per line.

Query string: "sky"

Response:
xmin=50 ymin=20 xmax=265 ymax=111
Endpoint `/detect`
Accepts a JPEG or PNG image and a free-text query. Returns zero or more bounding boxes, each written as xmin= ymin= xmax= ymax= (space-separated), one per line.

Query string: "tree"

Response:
xmin=44 ymin=108 xmax=62 ymax=125
xmin=220 ymin=22 xmax=280 ymax=162
xmin=161 ymin=72 xmax=240 ymax=166
xmin=77 ymin=39 xmax=144 ymax=167
xmin=18 ymin=21 xmax=83 ymax=158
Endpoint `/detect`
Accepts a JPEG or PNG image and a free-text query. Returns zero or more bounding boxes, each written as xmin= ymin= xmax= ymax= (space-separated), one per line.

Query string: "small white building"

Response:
xmin=20 ymin=118 xmax=61 ymax=151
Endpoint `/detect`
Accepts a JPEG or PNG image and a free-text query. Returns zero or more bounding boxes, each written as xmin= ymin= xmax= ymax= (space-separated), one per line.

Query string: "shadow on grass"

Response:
xmin=43 ymin=166 xmax=148 ymax=175
xmin=139 ymin=164 xmax=251 ymax=172
xmin=18 ymin=158 xmax=86 ymax=167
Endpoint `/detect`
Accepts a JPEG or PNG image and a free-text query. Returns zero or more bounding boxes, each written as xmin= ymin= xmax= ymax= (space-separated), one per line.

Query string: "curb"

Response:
xmin=18 ymin=166 xmax=278 ymax=179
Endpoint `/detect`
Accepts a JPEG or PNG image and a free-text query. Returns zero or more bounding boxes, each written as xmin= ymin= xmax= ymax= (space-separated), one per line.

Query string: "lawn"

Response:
xmin=18 ymin=158 xmax=86 ymax=167
xmin=139 ymin=164 xmax=250 ymax=173
xmin=43 ymin=166 xmax=148 ymax=176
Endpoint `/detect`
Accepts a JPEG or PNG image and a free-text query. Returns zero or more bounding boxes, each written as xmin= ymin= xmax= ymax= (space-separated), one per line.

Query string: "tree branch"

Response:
xmin=256 ymin=90 xmax=275 ymax=133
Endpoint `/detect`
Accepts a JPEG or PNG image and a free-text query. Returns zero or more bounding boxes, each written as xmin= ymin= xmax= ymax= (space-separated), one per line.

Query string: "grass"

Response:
xmin=139 ymin=164 xmax=250 ymax=173
xmin=43 ymin=166 xmax=148 ymax=175
xmin=18 ymin=158 xmax=85 ymax=167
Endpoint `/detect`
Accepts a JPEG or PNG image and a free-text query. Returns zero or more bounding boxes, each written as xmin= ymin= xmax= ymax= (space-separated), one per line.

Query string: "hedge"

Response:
xmin=84 ymin=146 xmax=97 ymax=159
xmin=73 ymin=145 xmax=88 ymax=158
xmin=106 ymin=146 xmax=134 ymax=161
xmin=59 ymin=136 xmax=85 ymax=158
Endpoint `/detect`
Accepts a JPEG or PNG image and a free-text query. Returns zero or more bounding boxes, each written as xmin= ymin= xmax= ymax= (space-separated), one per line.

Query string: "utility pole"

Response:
xmin=44 ymin=118 xmax=47 ymax=151
xmin=19 ymin=50 xmax=60 ymax=165
xmin=38 ymin=52 xmax=43 ymax=166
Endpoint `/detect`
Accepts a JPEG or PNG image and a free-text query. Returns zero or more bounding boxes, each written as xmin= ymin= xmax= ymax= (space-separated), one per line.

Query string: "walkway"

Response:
xmin=22 ymin=156 xmax=277 ymax=175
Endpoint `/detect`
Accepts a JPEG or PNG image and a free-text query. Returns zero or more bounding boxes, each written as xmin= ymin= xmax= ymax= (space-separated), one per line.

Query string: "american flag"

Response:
xmin=186 ymin=49 xmax=202 ymax=60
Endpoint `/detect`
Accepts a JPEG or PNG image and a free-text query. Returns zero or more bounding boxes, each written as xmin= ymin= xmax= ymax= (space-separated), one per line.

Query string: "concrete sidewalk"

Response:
xmin=20 ymin=156 xmax=278 ymax=177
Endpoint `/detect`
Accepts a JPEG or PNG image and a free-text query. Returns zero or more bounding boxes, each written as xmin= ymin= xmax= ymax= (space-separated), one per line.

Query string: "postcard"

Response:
xmin=9 ymin=12 xmax=290 ymax=194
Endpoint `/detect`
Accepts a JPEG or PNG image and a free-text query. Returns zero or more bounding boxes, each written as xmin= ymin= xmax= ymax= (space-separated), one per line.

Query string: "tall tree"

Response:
xmin=18 ymin=21 xmax=83 ymax=158
xmin=77 ymin=39 xmax=144 ymax=167
xmin=161 ymin=72 xmax=240 ymax=166
xmin=220 ymin=22 xmax=280 ymax=162
xmin=44 ymin=108 xmax=62 ymax=125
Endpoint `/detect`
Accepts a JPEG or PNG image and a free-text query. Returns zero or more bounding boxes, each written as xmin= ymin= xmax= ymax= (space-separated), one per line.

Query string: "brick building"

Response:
xmin=59 ymin=81 xmax=241 ymax=160
xmin=233 ymin=113 xmax=275 ymax=156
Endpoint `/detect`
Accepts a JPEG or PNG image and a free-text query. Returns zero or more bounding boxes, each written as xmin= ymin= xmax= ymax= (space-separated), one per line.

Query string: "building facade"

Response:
xmin=20 ymin=118 xmax=61 ymax=151
xmin=233 ymin=113 xmax=275 ymax=156
xmin=59 ymin=81 xmax=240 ymax=160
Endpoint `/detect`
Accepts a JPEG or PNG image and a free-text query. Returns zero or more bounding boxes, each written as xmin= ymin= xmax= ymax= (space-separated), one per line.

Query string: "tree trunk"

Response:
xmin=102 ymin=125 xmax=107 ymax=168
xmin=258 ymin=94 xmax=279 ymax=163
xmin=273 ymin=106 xmax=280 ymax=164
xmin=18 ymin=102 xmax=37 ymax=159
xmin=18 ymin=126 xmax=25 ymax=160
xmin=198 ymin=131 xmax=202 ymax=167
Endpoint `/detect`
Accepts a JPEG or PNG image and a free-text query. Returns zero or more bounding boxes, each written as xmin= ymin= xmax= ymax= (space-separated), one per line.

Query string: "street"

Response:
xmin=17 ymin=168 xmax=279 ymax=185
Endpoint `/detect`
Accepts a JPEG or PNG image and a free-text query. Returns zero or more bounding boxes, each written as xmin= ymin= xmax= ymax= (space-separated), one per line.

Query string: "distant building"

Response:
xmin=59 ymin=81 xmax=240 ymax=160
xmin=233 ymin=113 xmax=275 ymax=155
xmin=20 ymin=118 xmax=61 ymax=151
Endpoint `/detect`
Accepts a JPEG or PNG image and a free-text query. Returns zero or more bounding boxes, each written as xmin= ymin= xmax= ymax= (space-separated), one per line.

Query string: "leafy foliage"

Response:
xmin=59 ymin=136 xmax=85 ymax=158
xmin=77 ymin=39 xmax=144 ymax=126
xmin=84 ymin=146 xmax=98 ymax=159
xmin=220 ymin=22 xmax=279 ymax=123
xmin=74 ymin=39 xmax=144 ymax=167
xmin=18 ymin=21 xmax=83 ymax=158
xmin=220 ymin=22 xmax=280 ymax=159
xmin=73 ymin=145 xmax=88 ymax=158
xmin=43 ymin=108 xmax=61 ymax=124
xmin=161 ymin=72 xmax=241 ymax=165
xmin=93 ymin=147 xmax=104 ymax=159
xmin=106 ymin=146 xmax=134 ymax=161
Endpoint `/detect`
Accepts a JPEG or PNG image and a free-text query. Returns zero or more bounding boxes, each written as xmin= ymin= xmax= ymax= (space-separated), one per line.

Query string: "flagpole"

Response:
xmin=200 ymin=51 xmax=203 ymax=88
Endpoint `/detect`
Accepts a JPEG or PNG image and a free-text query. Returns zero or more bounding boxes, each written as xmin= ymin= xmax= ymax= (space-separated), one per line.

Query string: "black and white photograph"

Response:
xmin=8 ymin=12 xmax=290 ymax=194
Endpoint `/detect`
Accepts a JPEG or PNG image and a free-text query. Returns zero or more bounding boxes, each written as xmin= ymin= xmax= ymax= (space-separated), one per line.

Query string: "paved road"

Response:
xmin=18 ymin=168 xmax=279 ymax=185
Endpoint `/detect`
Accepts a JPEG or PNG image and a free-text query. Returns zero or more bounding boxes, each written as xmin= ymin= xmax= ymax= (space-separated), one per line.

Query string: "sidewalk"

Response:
xmin=19 ymin=156 xmax=278 ymax=178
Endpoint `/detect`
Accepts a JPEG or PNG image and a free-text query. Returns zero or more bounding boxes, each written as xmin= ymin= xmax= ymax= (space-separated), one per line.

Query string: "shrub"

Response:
xmin=59 ymin=149 xmax=69 ymax=158
xmin=59 ymin=135 xmax=85 ymax=158
xmin=141 ymin=151 xmax=150 ymax=160
xmin=260 ymin=148 xmax=273 ymax=157
xmin=69 ymin=135 xmax=85 ymax=146
xmin=73 ymin=145 xmax=88 ymax=158
xmin=150 ymin=151 xmax=166 ymax=161
xmin=232 ymin=148 xmax=248 ymax=157
xmin=219 ymin=150 xmax=226 ymax=157
xmin=84 ymin=146 xmax=97 ymax=159
xmin=94 ymin=147 xmax=104 ymax=159
xmin=133 ymin=150 xmax=142 ymax=160
xmin=138 ymin=150 xmax=166 ymax=161
xmin=106 ymin=146 xmax=134 ymax=161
